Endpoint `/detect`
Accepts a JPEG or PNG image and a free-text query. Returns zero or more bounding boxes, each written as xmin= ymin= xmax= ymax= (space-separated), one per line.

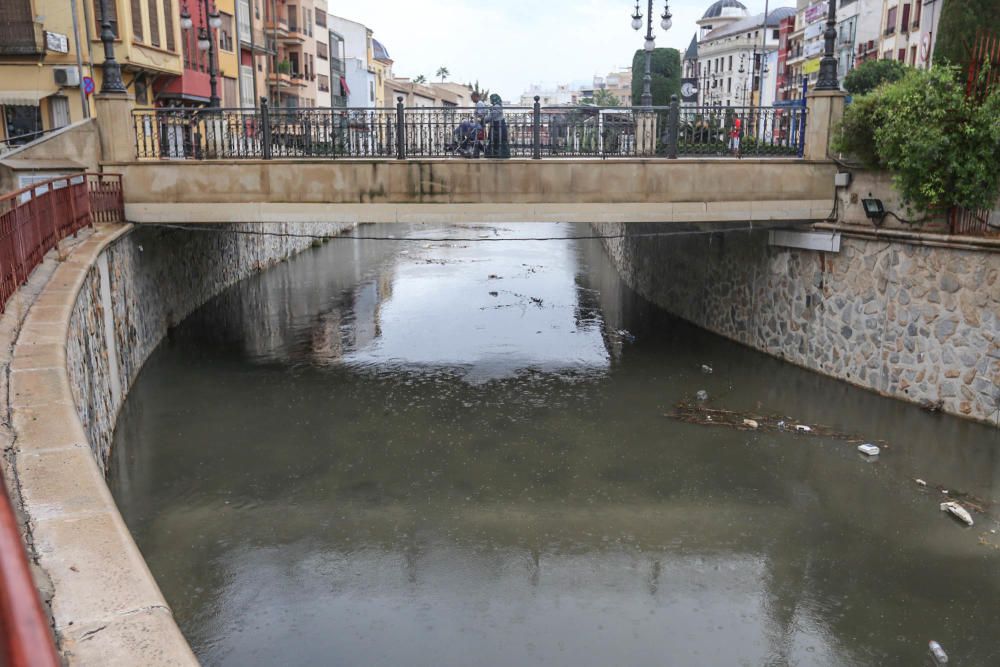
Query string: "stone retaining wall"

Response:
xmin=595 ymin=222 xmax=1000 ymax=426
xmin=7 ymin=221 xmax=353 ymax=665
xmin=67 ymin=222 xmax=353 ymax=468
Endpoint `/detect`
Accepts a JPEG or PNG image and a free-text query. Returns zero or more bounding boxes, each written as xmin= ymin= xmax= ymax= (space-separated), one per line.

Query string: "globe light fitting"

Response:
xmin=180 ymin=6 xmax=193 ymax=29
xmin=197 ymin=27 xmax=210 ymax=50
xmin=660 ymin=3 xmax=672 ymax=31
xmin=644 ymin=38 xmax=655 ymax=51
xmin=631 ymin=2 xmax=642 ymax=30
xmin=209 ymin=9 xmax=222 ymax=29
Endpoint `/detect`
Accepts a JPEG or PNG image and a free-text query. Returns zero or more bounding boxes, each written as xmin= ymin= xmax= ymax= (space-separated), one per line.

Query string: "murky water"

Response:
xmin=110 ymin=223 xmax=1000 ymax=666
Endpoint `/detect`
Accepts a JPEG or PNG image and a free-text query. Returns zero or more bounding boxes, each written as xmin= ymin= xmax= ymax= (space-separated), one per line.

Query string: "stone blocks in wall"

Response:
xmin=596 ymin=222 xmax=1000 ymax=426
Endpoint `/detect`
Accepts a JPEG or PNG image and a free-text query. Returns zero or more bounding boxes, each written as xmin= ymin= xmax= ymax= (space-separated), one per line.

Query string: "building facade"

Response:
xmin=878 ymin=0 xmax=943 ymax=68
xmin=0 ymin=0 xmax=186 ymax=144
xmin=265 ymin=0 xmax=318 ymax=108
xmin=328 ymin=15 xmax=375 ymax=108
xmin=695 ymin=1 xmax=795 ymax=108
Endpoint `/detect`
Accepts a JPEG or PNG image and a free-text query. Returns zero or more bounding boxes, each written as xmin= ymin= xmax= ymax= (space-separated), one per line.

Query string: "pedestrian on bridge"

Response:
xmin=485 ymin=94 xmax=510 ymax=159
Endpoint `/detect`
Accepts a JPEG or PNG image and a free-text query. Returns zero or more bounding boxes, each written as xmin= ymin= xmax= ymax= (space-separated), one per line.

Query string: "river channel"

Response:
xmin=109 ymin=223 xmax=1000 ymax=666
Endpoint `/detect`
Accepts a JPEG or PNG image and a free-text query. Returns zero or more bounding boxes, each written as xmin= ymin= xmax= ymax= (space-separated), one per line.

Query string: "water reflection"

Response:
xmin=111 ymin=223 xmax=1000 ymax=667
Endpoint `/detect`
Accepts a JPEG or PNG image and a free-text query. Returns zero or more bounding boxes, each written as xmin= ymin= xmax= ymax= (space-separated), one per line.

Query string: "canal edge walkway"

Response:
xmin=0 ymin=223 xmax=199 ymax=665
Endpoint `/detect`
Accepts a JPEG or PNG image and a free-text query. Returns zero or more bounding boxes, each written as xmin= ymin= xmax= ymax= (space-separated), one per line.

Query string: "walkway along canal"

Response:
xmin=109 ymin=223 xmax=1000 ymax=666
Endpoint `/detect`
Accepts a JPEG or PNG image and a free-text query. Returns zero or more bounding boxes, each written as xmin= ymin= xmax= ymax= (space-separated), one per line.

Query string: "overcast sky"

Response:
xmin=345 ymin=0 xmax=777 ymax=101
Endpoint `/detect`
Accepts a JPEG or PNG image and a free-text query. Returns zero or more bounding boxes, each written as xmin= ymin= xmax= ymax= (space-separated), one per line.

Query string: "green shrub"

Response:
xmin=631 ymin=49 xmax=681 ymax=106
xmin=835 ymin=66 xmax=1000 ymax=212
xmin=843 ymin=60 xmax=908 ymax=96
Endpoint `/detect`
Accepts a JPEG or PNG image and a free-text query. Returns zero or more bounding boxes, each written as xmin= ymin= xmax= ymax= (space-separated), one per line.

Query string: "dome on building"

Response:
xmin=372 ymin=39 xmax=391 ymax=62
xmin=701 ymin=0 xmax=748 ymax=19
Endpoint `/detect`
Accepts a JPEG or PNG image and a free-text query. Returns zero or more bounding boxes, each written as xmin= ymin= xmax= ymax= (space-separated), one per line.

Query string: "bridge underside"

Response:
xmin=112 ymin=158 xmax=838 ymax=224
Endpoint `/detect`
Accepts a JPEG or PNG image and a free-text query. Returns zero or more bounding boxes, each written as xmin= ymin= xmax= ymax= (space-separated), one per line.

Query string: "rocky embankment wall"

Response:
xmin=595 ymin=222 xmax=1000 ymax=426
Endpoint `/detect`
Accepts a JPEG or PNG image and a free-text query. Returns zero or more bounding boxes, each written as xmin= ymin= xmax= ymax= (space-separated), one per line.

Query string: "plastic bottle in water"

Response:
xmin=929 ymin=640 xmax=948 ymax=664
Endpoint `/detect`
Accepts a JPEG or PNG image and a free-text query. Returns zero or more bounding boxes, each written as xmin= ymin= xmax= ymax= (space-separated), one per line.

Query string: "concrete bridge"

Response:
xmin=110 ymin=157 xmax=839 ymax=225
xmin=78 ymin=90 xmax=847 ymax=226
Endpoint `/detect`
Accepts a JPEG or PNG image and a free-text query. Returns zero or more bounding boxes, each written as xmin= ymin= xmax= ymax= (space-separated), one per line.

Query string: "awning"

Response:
xmin=340 ymin=76 xmax=351 ymax=97
xmin=0 ymin=90 xmax=48 ymax=107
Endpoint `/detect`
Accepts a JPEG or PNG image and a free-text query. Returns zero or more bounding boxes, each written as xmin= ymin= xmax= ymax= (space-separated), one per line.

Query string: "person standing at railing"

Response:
xmin=729 ymin=116 xmax=742 ymax=156
xmin=484 ymin=94 xmax=510 ymax=159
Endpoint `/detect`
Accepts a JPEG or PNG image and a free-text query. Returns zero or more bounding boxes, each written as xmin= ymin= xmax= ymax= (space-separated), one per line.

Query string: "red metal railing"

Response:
xmin=0 ymin=173 xmax=124 ymax=312
xmin=0 ymin=476 xmax=59 ymax=667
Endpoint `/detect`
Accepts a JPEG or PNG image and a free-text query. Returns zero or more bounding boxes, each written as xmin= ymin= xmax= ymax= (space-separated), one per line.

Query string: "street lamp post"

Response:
xmin=631 ymin=0 xmax=672 ymax=107
xmin=97 ymin=0 xmax=126 ymax=93
xmin=181 ymin=0 xmax=223 ymax=107
xmin=815 ymin=0 xmax=840 ymax=90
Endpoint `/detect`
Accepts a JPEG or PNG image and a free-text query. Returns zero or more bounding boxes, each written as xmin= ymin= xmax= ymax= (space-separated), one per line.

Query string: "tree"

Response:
xmin=594 ymin=89 xmax=621 ymax=107
xmin=630 ymin=48 xmax=681 ymax=106
xmin=472 ymin=80 xmax=491 ymax=100
xmin=436 ymin=67 xmax=450 ymax=82
xmin=414 ymin=74 xmax=427 ymax=84
xmin=934 ymin=0 xmax=1000 ymax=73
xmin=843 ymin=60 xmax=908 ymax=96
xmin=834 ymin=66 xmax=1000 ymax=212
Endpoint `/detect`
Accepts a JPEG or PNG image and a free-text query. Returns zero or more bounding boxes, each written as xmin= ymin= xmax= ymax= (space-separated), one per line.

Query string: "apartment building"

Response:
xmin=0 ymin=0 xmax=185 ymax=143
xmin=328 ymin=14 xmax=375 ymax=108
xmin=265 ymin=0 xmax=318 ymax=108
xmin=879 ymin=0 xmax=943 ymax=68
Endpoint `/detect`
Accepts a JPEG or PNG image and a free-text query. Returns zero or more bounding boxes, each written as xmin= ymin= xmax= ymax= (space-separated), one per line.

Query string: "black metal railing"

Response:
xmin=132 ymin=97 xmax=807 ymax=160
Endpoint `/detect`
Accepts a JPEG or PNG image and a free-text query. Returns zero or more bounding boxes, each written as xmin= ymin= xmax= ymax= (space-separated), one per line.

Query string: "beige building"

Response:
xmin=266 ymin=0 xmax=318 ymax=107
xmin=0 ymin=0 xmax=185 ymax=145
xmin=878 ymin=0 xmax=944 ymax=68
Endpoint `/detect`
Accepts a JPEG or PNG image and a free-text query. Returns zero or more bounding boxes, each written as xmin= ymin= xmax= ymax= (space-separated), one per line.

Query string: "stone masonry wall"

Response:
xmin=66 ymin=222 xmax=354 ymax=469
xmin=595 ymin=222 xmax=1000 ymax=426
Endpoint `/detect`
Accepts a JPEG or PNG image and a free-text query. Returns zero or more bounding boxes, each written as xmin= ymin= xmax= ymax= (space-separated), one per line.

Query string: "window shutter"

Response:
xmin=95 ymin=0 xmax=120 ymax=38
xmin=164 ymin=0 xmax=175 ymax=51
xmin=130 ymin=0 xmax=143 ymax=40
xmin=147 ymin=0 xmax=160 ymax=46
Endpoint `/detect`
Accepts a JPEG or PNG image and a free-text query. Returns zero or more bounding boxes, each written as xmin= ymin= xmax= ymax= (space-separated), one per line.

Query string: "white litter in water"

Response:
xmin=794 ymin=425 xmax=812 ymax=432
xmin=743 ymin=419 xmax=759 ymax=429
xmin=929 ymin=640 xmax=948 ymax=664
xmin=695 ymin=390 xmax=709 ymax=401
xmin=701 ymin=364 xmax=713 ymax=374
xmin=857 ymin=444 xmax=880 ymax=456
xmin=915 ymin=479 xmax=927 ymax=486
xmin=940 ymin=501 xmax=974 ymax=526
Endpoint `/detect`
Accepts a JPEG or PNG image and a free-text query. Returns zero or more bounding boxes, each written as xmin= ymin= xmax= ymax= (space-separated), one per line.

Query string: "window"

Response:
xmin=305 ymin=10 xmax=312 ymax=36
xmin=772 ymin=29 xmax=779 ymax=39
xmin=240 ymin=64 xmax=255 ymax=107
xmin=727 ymin=55 xmax=732 ymax=70
xmin=369 ymin=80 xmax=375 ymax=103
xmin=164 ymin=0 xmax=175 ymax=51
xmin=318 ymin=73 xmax=329 ymax=92
xmin=49 ymin=96 xmax=70 ymax=128
xmin=898 ymin=47 xmax=905 ymax=61
xmin=727 ymin=77 xmax=731 ymax=92
xmin=287 ymin=5 xmax=297 ymax=31
xmin=900 ymin=4 xmax=910 ymax=31
xmin=316 ymin=9 xmax=326 ymax=27
xmin=238 ymin=0 xmax=251 ymax=43
xmin=219 ymin=12 xmax=234 ymax=51
xmin=316 ymin=41 xmax=327 ymax=60
xmin=910 ymin=45 xmax=917 ymax=65
xmin=223 ymin=76 xmax=237 ymax=107
xmin=913 ymin=0 xmax=922 ymax=27
xmin=147 ymin=0 xmax=160 ymax=46
xmin=94 ymin=0 xmax=120 ymax=38
xmin=130 ymin=0 xmax=143 ymax=41
xmin=885 ymin=6 xmax=897 ymax=34
xmin=330 ymin=32 xmax=344 ymax=73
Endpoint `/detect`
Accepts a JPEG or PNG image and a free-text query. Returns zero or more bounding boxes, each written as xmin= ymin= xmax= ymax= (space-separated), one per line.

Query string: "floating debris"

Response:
xmin=915 ymin=479 xmax=927 ymax=486
xmin=857 ymin=443 xmax=880 ymax=457
xmin=695 ymin=390 xmax=709 ymax=402
xmin=941 ymin=501 xmax=974 ymax=526
xmin=701 ymin=364 xmax=713 ymax=374
xmin=929 ymin=640 xmax=948 ymax=664
xmin=794 ymin=425 xmax=812 ymax=433
xmin=488 ymin=274 xmax=501 ymax=279
xmin=617 ymin=329 xmax=636 ymax=343
xmin=743 ymin=419 xmax=759 ymax=429
xmin=488 ymin=291 xmax=498 ymax=297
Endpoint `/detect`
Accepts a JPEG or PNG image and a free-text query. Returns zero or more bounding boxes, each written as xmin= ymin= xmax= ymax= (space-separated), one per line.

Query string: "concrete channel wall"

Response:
xmin=595 ymin=222 xmax=1000 ymax=427
xmin=6 ymin=221 xmax=353 ymax=664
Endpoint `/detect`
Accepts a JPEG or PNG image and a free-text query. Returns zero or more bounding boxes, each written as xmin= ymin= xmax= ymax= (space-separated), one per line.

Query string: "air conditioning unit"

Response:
xmin=54 ymin=66 xmax=80 ymax=87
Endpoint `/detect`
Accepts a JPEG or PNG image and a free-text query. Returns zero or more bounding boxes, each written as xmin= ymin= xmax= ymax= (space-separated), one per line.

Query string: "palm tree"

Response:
xmin=436 ymin=67 xmax=450 ymax=82
xmin=414 ymin=74 xmax=427 ymax=84
xmin=594 ymin=89 xmax=621 ymax=107
xmin=472 ymin=80 xmax=490 ymax=100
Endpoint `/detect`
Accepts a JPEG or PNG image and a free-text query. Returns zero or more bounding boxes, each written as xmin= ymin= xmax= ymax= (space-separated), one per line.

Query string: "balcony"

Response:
xmin=264 ymin=18 xmax=288 ymax=37
xmin=0 ymin=21 xmax=44 ymax=56
xmin=239 ymin=25 xmax=273 ymax=53
xmin=268 ymin=71 xmax=292 ymax=87
xmin=280 ymin=24 xmax=306 ymax=43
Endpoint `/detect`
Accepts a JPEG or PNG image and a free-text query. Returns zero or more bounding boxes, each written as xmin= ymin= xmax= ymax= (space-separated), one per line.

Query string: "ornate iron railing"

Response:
xmin=132 ymin=97 xmax=807 ymax=160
